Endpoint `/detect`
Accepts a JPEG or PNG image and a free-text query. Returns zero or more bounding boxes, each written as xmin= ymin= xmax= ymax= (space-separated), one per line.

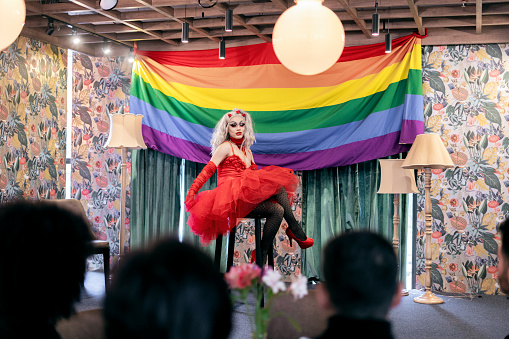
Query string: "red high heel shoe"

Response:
xmin=286 ymin=228 xmax=314 ymax=249
xmin=250 ymin=249 xmax=256 ymax=264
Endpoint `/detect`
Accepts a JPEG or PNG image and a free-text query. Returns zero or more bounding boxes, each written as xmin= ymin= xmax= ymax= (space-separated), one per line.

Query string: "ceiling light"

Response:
xmin=128 ymin=48 xmax=134 ymax=63
xmin=372 ymin=2 xmax=379 ymax=36
xmin=385 ymin=33 xmax=391 ymax=53
xmin=225 ymin=8 xmax=233 ymax=32
xmin=385 ymin=19 xmax=391 ymax=53
xmin=72 ymin=27 xmax=80 ymax=44
xmin=182 ymin=22 xmax=189 ymax=43
xmin=0 ymin=0 xmax=26 ymax=51
xmin=100 ymin=0 xmax=118 ymax=11
xmin=103 ymin=39 xmax=111 ymax=54
xmin=219 ymin=38 xmax=225 ymax=59
xmin=272 ymin=0 xmax=345 ymax=76
xmin=46 ymin=18 xmax=55 ymax=36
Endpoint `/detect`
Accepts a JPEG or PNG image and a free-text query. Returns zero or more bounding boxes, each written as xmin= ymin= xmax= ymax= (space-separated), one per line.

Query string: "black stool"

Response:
xmin=214 ymin=217 xmax=274 ymax=271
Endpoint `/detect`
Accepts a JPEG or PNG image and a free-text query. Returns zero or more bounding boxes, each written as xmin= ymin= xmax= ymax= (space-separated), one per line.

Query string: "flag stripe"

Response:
xmin=134 ymin=34 xmax=418 ymax=67
xmin=135 ymin=39 xmax=417 ymax=89
xmin=131 ymin=69 xmax=422 ymax=133
xmin=132 ymin=47 xmax=420 ymax=111
xmin=142 ymin=125 xmax=418 ymax=170
xmin=132 ymin=93 xmax=423 ymax=153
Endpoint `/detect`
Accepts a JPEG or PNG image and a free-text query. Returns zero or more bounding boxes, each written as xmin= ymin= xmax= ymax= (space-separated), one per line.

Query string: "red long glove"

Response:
xmin=185 ymin=161 xmax=217 ymax=210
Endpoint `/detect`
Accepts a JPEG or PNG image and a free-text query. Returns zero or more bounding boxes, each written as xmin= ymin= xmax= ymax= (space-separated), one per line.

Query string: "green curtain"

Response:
xmin=302 ymin=156 xmax=410 ymax=284
xmin=130 ymin=148 xmax=181 ymax=249
xmin=182 ymin=160 xmax=226 ymax=269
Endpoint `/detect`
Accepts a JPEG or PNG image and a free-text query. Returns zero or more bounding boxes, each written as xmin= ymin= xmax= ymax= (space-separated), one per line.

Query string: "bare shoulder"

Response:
xmin=211 ymin=141 xmax=231 ymax=165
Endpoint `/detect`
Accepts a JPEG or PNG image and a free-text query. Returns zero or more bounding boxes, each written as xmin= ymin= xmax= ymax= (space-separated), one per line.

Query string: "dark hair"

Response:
xmin=498 ymin=218 xmax=509 ymax=259
xmin=322 ymin=231 xmax=398 ymax=319
xmin=104 ymin=239 xmax=232 ymax=339
xmin=0 ymin=201 xmax=93 ymax=334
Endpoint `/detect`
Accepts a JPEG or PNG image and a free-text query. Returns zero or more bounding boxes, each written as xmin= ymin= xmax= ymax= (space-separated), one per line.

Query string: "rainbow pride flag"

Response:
xmin=131 ymin=33 xmax=424 ymax=171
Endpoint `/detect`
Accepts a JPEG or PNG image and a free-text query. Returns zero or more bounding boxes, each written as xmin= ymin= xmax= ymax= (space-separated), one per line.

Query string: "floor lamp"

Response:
xmin=105 ymin=113 xmax=147 ymax=256
xmin=402 ymin=133 xmax=453 ymax=304
xmin=378 ymin=159 xmax=419 ymax=296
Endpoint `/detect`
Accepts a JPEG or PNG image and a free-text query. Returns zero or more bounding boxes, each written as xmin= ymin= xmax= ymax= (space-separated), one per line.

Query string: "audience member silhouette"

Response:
xmin=0 ymin=201 xmax=93 ymax=339
xmin=498 ymin=219 xmax=509 ymax=294
xmin=104 ymin=238 xmax=232 ymax=339
xmin=315 ymin=231 xmax=401 ymax=339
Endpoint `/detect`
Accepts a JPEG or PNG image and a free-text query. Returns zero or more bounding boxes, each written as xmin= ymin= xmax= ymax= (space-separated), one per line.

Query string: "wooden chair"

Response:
xmin=39 ymin=199 xmax=110 ymax=289
xmin=214 ymin=217 xmax=274 ymax=272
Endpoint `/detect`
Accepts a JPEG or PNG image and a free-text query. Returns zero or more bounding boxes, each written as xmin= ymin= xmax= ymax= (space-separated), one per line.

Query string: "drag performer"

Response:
xmin=185 ymin=108 xmax=314 ymax=264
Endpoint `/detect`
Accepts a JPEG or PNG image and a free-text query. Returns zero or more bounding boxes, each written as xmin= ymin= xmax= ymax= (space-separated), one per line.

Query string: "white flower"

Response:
xmin=262 ymin=268 xmax=286 ymax=294
xmin=289 ymin=275 xmax=308 ymax=300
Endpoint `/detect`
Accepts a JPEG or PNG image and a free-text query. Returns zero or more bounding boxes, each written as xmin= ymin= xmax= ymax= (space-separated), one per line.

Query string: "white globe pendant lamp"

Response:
xmin=0 ymin=0 xmax=26 ymax=51
xmin=272 ymin=0 xmax=345 ymax=76
xmin=100 ymin=0 xmax=118 ymax=11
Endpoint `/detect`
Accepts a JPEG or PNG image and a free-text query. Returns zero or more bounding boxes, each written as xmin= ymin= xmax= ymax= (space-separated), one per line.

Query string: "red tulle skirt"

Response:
xmin=186 ymin=166 xmax=298 ymax=245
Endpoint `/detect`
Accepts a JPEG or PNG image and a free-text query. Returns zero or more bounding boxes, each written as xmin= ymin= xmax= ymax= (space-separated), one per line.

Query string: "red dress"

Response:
xmin=187 ymin=154 xmax=298 ymax=245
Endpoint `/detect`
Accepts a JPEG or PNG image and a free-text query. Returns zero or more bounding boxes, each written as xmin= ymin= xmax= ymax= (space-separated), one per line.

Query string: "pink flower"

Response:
xmin=224 ymin=263 xmax=261 ymax=289
xmin=289 ymin=275 xmax=308 ymax=300
xmin=466 ymin=245 xmax=474 ymax=256
xmin=262 ymin=268 xmax=286 ymax=294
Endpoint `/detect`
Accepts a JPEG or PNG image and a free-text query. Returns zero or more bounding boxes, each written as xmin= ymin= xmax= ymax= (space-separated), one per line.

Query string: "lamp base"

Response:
xmin=401 ymin=289 xmax=409 ymax=296
xmin=413 ymin=290 xmax=444 ymax=304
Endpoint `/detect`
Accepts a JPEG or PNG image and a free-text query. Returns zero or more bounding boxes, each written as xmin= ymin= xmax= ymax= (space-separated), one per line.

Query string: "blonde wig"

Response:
xmin=211 ymin=108 xmax=256 ymax=155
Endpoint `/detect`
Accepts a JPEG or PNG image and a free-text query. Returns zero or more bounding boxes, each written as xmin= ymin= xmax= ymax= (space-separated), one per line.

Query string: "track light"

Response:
xmin=100 ymin=0 xmax=118 ymax=11
xmin=372 ymin=2 xmax=379 ymax=36
xmin=46 ymin=19 xmax=55 ymax=36
xmin=182 ymin=22 xmax=189 ymax=43
xmin=103 ymin=38 xmax=111 ymax=54
xmin=225 ymin=8 xmax=233 ymax=32
xmin=219 ymin=38 xmax=225 ymax=59
xmin=72 ymin=28 xmax=80 ymax=44
xmin=128 ymin=48 xmax=134 ymax=63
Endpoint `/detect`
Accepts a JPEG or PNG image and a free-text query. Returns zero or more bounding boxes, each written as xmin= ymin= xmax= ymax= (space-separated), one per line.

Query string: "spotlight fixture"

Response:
xmin=182 ymin=22 xmax=189 ymax=43
xmin=46 ymin=18 xmax=55 ymax=36
xmin=72 ymin=27 xmax=80 ymax=44
xmin=225 ymin=8 xmax=233 ymax=32
xmin=128 ymin=48 xmax=135 ymax=63
xmin=100 ymin=0 xmax=118 ymax=11
xmin=103 ymin=38 xmax=111 ymax=54
xmin=372 ymin=2 xmax=379 ymax=36
xmin=385 ymin=19 xmax=391 ymax=53
xmin=219 ymin=37 xmax=225 ymax=59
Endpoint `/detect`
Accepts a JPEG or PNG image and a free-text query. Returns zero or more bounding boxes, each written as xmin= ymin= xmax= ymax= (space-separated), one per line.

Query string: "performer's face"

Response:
xmin=228 ymin=116 xmax=245 ymax=139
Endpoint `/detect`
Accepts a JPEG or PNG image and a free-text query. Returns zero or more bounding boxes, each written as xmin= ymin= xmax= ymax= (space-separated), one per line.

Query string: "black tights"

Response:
xmin=246 ymin=187 xmax=307 ymax=264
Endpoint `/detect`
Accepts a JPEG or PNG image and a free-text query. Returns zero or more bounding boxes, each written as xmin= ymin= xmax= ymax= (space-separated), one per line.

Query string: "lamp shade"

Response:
xmin=402 ymin=134 xmax=454 ymax=169
xmin=0 ymin=0 xmax=26 ymax=51
xmin=105 ymin=113 xmax=147 ymax=149
xmin=378 ymin=159 xmax=418 ymax=194
xmin=272 ymin=0 xmax=345 ymax=76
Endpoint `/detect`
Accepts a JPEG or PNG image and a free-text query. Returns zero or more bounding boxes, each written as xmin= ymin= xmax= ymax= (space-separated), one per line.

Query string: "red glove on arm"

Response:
xmin=185 ymin=161 xmax=217 ymax=210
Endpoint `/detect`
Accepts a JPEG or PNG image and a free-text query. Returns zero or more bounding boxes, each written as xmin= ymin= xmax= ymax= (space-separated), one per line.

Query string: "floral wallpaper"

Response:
xmin=421 ymin=44 xmax=509 ymax=295
xmin=0 ymin=36 xmax=67 ymax=203
xmin=233 ymin=172 xmax=303 ymax=281
xmin=72 ymin=52 xmax=132 ymax=269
